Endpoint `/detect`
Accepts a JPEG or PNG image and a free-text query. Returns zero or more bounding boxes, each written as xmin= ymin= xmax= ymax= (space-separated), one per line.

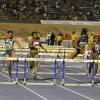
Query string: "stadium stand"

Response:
xmin=0 ymin=0 xmax=100 ymax=21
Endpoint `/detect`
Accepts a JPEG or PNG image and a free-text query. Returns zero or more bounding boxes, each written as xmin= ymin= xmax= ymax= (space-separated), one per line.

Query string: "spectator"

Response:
xmin=71 ymin=30 xmax=78 ymax=48
xmin=50 ymin=32 xmax=56 ymax=45
xmin=47 ymin=32 xmax=51 ymax=45
xmin=57 ymin=32 xmax=63 ymax=46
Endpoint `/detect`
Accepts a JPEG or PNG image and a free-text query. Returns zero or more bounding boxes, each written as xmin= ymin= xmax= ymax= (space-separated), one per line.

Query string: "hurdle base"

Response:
xmin=15 ymin=78 xmax=18 ymax=84
xmin=23 ymin=82 xmax=26 ymax=85
xmin=64 ymin=83 xmax=93 ymax=87
xmin=23 ymin=78 xmax=26 ymax=85
xmin=0 ymin=82 xmax=15 ymax=85
xmin=61 ymin=79 xmax=65 ymax=86
xmin=13 ymin=81 xmax=17 ymax=85
xmin=26 ymin=82 xmax=54 ymax=86
xmin=64 ymin=83 xmax=100 ymax=87
xmin=92 ymin=80 xmax=94 ymax=86
xmin=53 ymin=79 xmax=56 ymax=84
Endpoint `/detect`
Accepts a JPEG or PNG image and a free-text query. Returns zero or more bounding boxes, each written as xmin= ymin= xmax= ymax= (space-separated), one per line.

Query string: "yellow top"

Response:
xmin=72 ymin=33 xmax=77 ymax=41
xmin=57 ymin=35 xmax=62 ymax=41
xmin=90 ymin=35 xmax=94 ymax=43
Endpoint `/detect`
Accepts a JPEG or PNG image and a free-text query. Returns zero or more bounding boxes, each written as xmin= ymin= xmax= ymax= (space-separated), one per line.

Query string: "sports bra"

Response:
xmin=5 ymin=38 xmax=14 ymax=48
xmin=77 ymin=39 xmax=87 ymax=48
xmin=30 ymin=38 xmax=40 ymax=50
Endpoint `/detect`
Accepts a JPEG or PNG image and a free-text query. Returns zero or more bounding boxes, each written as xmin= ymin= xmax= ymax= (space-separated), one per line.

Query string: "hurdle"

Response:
xmin=21 ymin=58 xmax=59 ymax=85
xmin=0 ymin=56 xmax=100 ymax=86
xmin=0 ymin=57 xmax=60 ymax=85
xmin=61 ymin=59 xmax=100 ymax=86
xmin=0 ymin=48 xmax=100 ymax=86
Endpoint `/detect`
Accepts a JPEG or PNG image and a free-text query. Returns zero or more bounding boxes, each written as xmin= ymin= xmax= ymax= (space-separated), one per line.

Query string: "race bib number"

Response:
xmin=33 ymin=42 xmax=39 ymax=46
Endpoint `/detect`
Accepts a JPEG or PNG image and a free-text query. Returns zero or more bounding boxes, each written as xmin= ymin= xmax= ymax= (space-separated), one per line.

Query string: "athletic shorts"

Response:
xmin=5 ymin=49 xmax=14 ymax=57
xmin=76 ymin=49 xmax=83 ymax=54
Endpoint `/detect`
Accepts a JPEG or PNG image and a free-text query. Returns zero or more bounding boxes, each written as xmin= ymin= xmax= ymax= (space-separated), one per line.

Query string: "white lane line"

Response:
xmin=40 ymin=68 xmax=94 ymax=100
xmin=18 ymin=83 xmax=47 ymax=100
xmin=2 ymin=64 xmax=94 ymax=100
xmin=0 ymin=72 xmax=47 ymax=100
xmin=18 ymin=66 xmax=94 ymax=100
xmin=64 ymin=67 xmax=100 ymax=89
xmin=56 ymin=84 xmax=94 ymax=100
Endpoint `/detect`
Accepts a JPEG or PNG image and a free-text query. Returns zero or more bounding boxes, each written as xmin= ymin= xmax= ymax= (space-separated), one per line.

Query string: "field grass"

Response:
xmin=0 ymin=23 xmax=100 ymax=37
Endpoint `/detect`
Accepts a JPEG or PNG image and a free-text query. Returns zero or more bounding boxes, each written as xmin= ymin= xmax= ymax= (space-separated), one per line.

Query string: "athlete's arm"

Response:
xmin=13 ymin=38 xmax=22 ymax=56
xmin=39 ymin=42 xmax=47 ymax=52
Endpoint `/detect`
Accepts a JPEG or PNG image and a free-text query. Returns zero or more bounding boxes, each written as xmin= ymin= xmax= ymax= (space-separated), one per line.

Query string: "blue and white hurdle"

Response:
xmin=62 ymin=59 xmax=100 ymax=86
xmin=0 ymin=56 xmax=100 ymax=86
xmin=0 ymin=57 xmax=58 ymax=85
xmin=0 ymin=46 xmax=100 ymax=86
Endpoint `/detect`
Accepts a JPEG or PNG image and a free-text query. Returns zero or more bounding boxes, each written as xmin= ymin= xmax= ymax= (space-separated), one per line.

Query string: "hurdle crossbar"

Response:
xmin=0 ymin=57 xmax=100 ymax=63
xmin=1 ymin=56 xmax=100 ymax=86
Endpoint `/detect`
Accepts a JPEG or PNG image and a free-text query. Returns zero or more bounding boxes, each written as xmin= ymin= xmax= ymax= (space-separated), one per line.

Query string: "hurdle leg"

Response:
xmin=54 ymin=60 xmax=57 ymax=84
xmin=62 ymin=60 xmax=65 ymax=85
xmin=12 ymin=61 xmax=15 ymax=68
xmin=26 ymin=53 xmax=30 ymax=74
xmin=23 ymin=59 xmax=27 ymax=85
xmin=2 ymin=59 xmax=5 ymax=72
xmin=56 ymin=61 xmax=59 ymax=73
xmin=2 ymin=53 xmax=5 ymax=72
xmin=91 ymin=62 xmax=95 ymax=86
xmin=56 ymin=54 xmax=60 ymax=74
xmin=15 ymin=59 xmax=18 ymax=84
xmin=86 ymin=63 xmax=89 ymax=75
xmin=26 ymin=60 xmax=29 ymax=74
xmin=83 ymin=62 xmax=88 ymax=75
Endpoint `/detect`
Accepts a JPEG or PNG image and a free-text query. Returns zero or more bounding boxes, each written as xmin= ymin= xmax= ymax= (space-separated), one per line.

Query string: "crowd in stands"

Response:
xmin=0 ymin=0 xmax=100 ymax=21
xmin=46 ymin=30 xmax=100 ymax=48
